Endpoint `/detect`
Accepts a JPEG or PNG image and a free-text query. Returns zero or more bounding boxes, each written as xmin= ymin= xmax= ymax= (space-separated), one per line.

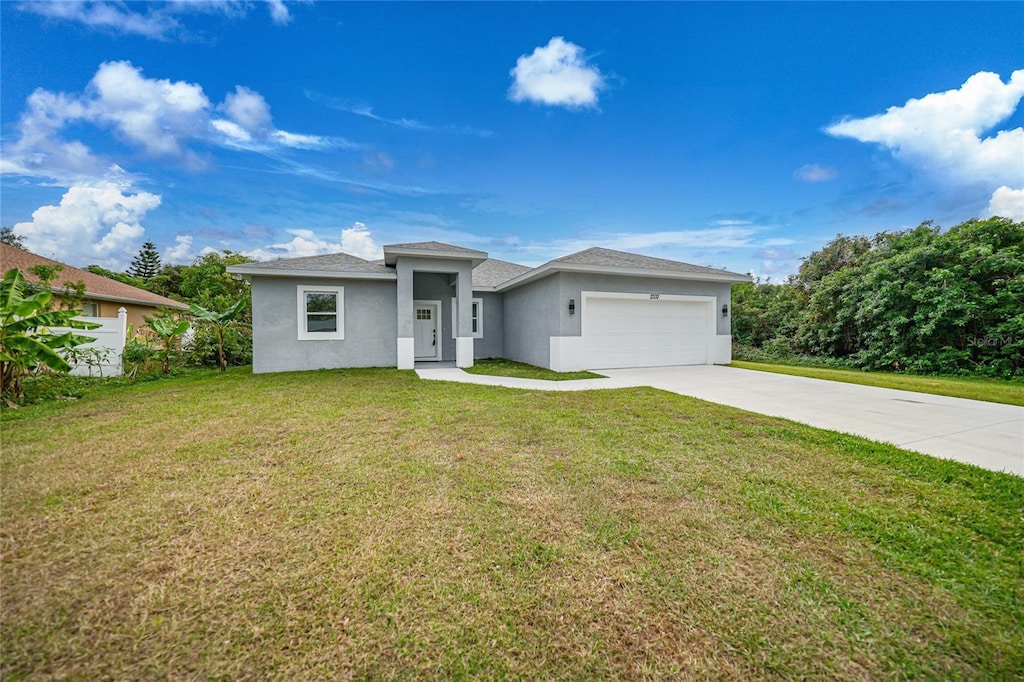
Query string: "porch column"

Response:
xmin=396 ymin=260 xmax=414 ymax=369
xmin=455 ymin=265 xmax=474 ymax=368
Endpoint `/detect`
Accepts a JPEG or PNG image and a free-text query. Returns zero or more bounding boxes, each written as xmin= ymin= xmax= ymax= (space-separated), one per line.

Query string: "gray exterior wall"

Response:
xmin=473 ymin=291 xmax=504 ymax=359
xmin=500 ymin=275 xmax=560 ymax=368
xmin=251 ymin=276 xmax=397 ymax=373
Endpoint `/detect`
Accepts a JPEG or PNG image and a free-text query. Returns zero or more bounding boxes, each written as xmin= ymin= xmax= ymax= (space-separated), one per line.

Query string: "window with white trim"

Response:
xmin=451 ymin=297 xmax=483 ymax=338
xmin=81 ymin=301 xmax=100 ymax=317
xmin=297 ymin=285 xmax=345 ymax=340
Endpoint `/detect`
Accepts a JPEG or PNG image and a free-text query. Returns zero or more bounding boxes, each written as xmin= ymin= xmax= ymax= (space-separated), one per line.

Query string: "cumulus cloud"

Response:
xmin=164 ymin=234 xmax=196 ymax=263
xmin=220 ymin=86 xmax=273 ymax=136
xmin=826 ymin=69 xmax=1024 ymax=214
xmin=12 ymin=182 xmax=161 ymax=268
xmin=509 ymin=37 xmax=606 ymax=109
xmin=88 ymin=61 xmax=210 ymax=156
xmin=987 ymin=186 xmax=1024 ymax=221
xmin=341 ymin=221 xmax=381 ymax=260
xmin=244 ymin=229 xmax=339 ymax=261
xmin=793 ymin=164 xmax=837 ymax=183
xmin=2 ymin=60 xmax=329 ymax=184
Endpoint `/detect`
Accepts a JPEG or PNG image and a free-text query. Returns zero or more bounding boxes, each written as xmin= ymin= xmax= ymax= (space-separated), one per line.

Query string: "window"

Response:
xmin=297 ymin=285 xmax=344 ymax=340
xmin=450 ymin=297 xmax=483 ymax=339
xmin=81 ymin=301 xmax=99 ymax=317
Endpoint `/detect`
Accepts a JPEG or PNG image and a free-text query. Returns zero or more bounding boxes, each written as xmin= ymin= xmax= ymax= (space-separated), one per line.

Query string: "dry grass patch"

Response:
xmin=2 ymin=368 xmax=1022 ymax=678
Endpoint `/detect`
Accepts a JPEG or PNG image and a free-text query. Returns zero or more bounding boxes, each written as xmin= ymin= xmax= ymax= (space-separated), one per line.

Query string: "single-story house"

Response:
xmin=1 ymin=243 xmax=188 ymax=329
xmin=229 ymin=241 xmax=751 ymax=374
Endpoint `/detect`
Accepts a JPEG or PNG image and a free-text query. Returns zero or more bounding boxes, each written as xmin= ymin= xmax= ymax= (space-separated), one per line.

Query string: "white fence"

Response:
xmin=52 ymin=307 xmax=128 ymax=377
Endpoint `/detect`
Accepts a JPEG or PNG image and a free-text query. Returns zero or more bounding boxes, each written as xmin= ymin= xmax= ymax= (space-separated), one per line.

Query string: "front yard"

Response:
xmin=2 ymin=369 xmax=1022 ymax=678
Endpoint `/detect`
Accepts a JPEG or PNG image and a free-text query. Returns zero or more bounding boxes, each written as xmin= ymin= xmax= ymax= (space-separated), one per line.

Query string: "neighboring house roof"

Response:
xmin=383 ymin=241 xmax=488 ymax=266
xmin=228 ymin=251 xmax=396 ymax=280
xmin=472 ymin=258 xmax=533 ymax=289
xmin=0 ymin=243 xmax=188 ymax=309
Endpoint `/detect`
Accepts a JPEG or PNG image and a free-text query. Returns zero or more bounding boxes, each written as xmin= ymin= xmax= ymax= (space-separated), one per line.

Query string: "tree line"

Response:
xmin=732 ymin=217 xmax=1024 ymax=378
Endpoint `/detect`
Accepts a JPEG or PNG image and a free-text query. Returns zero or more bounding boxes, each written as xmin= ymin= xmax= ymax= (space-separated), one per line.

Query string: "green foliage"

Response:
xmin=733 ymin=218 xmax=1024 ymax=377
xmin=128 ymin=241 xmax=161 ymax=280
xmin=145 ymin=312 xmax=190 ymax=374
xmin=0 ymin=269 xmax=100 ymax=402
xmin=188 ymin=299 xmax=247 ymax=371
xmin=84 ymin=265 xmax=147 ymax=289
xmin=185 ymin=324 xmax=252 ymax=370
xmin=1 ymin=226 xmax=27 ymax=250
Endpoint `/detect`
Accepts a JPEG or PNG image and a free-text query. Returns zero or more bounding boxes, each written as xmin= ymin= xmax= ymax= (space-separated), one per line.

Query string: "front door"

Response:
xmin=413 ymin=301 xmax=440 ymax=360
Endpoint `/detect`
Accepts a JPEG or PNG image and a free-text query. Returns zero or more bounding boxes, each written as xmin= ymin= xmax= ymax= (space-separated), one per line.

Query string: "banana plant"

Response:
xmin=146 ymin=314 xmax=190 ymax=374
xmin=0 ymin=268 xmax=99 ymax=402
xmin=188 ymin=299 xmax=245 ymax=371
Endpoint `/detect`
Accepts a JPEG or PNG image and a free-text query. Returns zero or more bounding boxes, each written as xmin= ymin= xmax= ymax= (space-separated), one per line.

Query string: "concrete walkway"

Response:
xmin=416 ymin=365 xmax=1024 ymax=476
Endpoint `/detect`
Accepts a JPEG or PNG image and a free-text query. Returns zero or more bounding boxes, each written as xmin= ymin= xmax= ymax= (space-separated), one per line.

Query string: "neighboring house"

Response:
xmin=229 ymin=241 xmax=751 ymax=374
xmin=0 ymin=243 xmax=188 ymax=330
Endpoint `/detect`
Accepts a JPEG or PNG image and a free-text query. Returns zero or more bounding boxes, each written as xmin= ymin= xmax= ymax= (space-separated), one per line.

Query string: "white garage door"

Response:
xmin=583 ymin=295 xmax=710 ymax=369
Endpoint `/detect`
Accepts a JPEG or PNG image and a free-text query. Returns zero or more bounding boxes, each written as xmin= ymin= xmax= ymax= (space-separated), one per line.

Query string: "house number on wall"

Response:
xmin=650 ymin=294 xmax=660 ymax=300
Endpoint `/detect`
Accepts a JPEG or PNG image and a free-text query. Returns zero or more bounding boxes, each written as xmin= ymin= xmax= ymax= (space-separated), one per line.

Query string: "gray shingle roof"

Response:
xmin=553 ymin=247 xmax=747 ymax=278
xmin=384 ymin=241 xmax=487 ymax=256
xmin=231 ymin=251 xmax=392 ymax=275
xmin=472 ymin=258 xmax=532 ymax=288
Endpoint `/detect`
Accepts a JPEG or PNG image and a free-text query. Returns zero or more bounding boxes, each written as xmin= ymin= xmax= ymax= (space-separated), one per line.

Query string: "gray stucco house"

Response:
xmin=227 ymin=241 xmax=751 ymax=374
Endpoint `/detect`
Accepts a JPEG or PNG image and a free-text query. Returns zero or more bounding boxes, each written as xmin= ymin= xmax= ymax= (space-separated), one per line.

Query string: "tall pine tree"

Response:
xmin=129 ymin=241 xmax=161 ymax=280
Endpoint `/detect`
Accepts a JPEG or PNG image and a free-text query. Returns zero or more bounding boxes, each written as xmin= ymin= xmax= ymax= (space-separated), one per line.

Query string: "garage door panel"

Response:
xmin=583 ymin=296 xmax=709 ymax=369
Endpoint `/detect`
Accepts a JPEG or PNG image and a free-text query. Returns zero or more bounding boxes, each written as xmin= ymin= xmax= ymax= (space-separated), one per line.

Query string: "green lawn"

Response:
xmin=730 ymin=360 xmax=1024 ymax=406
xmin=465 ymin=357 xmax=604 ymax=381
xmin=2 ymin=369 xmax=1022 ymax=678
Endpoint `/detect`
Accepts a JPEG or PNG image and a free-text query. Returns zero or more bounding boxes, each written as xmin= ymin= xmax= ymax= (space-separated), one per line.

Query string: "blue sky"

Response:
xmin=2 ymin=2 xmax=1022 ymax=278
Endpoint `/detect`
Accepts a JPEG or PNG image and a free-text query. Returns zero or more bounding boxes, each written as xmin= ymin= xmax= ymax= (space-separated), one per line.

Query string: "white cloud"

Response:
xmin=18 ymin=1 xmax=181 ymax=40
xmin=221 ymin=86 xmax=273 ymax=135
xmin=341 ymin=221 xmax=381 ymax=260
xmin=826 ymin=70 xmax=1024 ymax=189
xmin=987 ymin=186 xmax=1024 ymax=221
xmin=794 ymin=164 xmax=837 ymax=183
xmin=266 ymin=0 xmax=292 ymax=25
xmin=12 ymin=182 xmax=161 ymax=268
xmin=509 ymin=37 xmax=606 ymax=109
xmin=244 ymin=229 xmax=338 ymax=261
xmin=165 ymin=234 xmax=196 ymax=263
xmin=2 ymin=61 xmax=330 ymax=185
xmin=17 ymin=1 xmax=300 ymax=40
xmin=88 ymin=61 xmax=210 ymax=157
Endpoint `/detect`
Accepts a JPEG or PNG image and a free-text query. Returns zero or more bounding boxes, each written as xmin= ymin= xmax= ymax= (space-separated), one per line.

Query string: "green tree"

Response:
xmin=145 ymin=312 xmax=190 ymax=374
xmin=0 ymin=227 xmax=27 ymax=250
xmin=188 ymin=299 xmax=246 ymax=371
xmin=0 ymin=269 xmax=99 ymax=402
xmin=84 ymin=264 xmax=146 ymax=289
xmin=128 ymin=241 xmax=162 ymax=280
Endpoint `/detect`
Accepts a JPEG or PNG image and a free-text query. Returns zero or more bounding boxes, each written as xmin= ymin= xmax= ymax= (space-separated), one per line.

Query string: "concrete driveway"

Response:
xmin=602 ymin=366 xmax=1024 ymax=476
xmin=417 ymin=364 xmax=1023 ymax=476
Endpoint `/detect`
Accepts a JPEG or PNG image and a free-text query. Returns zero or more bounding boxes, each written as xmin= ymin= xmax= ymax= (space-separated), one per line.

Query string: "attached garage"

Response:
xmin=582 ymin=292 xmax=715 ymax=369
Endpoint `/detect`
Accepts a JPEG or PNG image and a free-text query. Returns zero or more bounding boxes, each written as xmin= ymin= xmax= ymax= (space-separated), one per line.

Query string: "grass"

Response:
xmin=3 ymin=368 xmax=1023 ymax=679
xmin=465 ymin=357 xmax=605 ymax=381
xmin=730 ymin=360 xmax=1024 ymax=406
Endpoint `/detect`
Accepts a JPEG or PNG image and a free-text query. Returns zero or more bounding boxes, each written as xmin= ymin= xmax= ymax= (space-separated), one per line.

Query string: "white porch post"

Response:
xmin=396 ymin=260 xmax=415 ymax=369
xmin=455 ymin=267 xmax=474 ymax=368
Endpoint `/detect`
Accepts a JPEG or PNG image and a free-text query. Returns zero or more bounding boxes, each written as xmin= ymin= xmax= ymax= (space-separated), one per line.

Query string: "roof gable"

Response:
xmin=553 ymin=247 xmax=746 ymax=278
xmin=0 ymin=243 xmax=188 ymax=309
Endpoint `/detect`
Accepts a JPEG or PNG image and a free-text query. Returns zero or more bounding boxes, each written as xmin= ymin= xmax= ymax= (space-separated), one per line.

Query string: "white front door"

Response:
xmin=413 ymin=301 xmax=440 ymax=360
